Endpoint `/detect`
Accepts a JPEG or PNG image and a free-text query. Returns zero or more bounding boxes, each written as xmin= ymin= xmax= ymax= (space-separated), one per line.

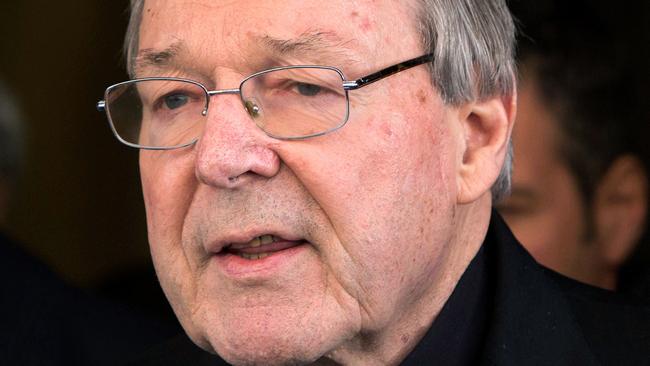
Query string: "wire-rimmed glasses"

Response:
xmin=97 ymin=54 xmax=434 ymax=150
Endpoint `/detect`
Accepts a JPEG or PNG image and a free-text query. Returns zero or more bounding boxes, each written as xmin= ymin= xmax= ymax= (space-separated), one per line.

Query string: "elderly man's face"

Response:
xmin=138 ymin=0 xmax=467 ymax=363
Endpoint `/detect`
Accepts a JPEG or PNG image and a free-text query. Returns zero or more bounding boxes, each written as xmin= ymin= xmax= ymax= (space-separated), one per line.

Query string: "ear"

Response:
xmin=456 ymin=92 xmax=517 ymax=204
xmin=593 ymin=155 xmax=648 ymax=267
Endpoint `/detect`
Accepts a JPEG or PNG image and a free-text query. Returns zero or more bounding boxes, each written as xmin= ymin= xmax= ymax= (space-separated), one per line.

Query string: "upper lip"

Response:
xmin=205 ymin=230 xmax=305 ymax=255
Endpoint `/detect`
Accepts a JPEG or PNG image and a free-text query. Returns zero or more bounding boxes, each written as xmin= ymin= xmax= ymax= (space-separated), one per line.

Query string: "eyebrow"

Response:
xmin=258 ymin=31 xmax=358 ymax=62
xmin=133 ymin=41 xmax=186 ymax=75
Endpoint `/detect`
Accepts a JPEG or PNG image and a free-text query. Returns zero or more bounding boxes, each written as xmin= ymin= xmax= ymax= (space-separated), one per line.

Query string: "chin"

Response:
xmin=192 ymin=306 xmax=349 ymax=366
xmin=216 ymin=345 xmax=320 ymax=366
xmin=206 ymin=328 xmax=326 ymax=366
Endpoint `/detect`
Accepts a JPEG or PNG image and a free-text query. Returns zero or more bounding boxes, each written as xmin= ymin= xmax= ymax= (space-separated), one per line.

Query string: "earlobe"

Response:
xmin=456 ymin=93 xmax=517 ymax=204
xmin=594 ymin=155 xmax=648 ymax=267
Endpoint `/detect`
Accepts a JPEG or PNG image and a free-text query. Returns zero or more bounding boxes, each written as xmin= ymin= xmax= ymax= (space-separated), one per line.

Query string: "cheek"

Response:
xmin=139 ymin=151 xmax=201 ymax=328
xmin=273 ymin=88 xmax=458 ymax=328
xmin=355 ymin=105 xmax=455 ymax=208
xmin=355 ymin=112 xmax=454 ymax=248
xmin=140 ymin=151 xmax=197 ymax=229
xmin=295 ymin=105 xmax=455 ymax=310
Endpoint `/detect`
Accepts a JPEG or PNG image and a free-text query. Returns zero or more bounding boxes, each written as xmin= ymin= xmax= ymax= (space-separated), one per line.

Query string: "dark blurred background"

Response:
xmin=0 ymin=1 xmax=174 ymax=323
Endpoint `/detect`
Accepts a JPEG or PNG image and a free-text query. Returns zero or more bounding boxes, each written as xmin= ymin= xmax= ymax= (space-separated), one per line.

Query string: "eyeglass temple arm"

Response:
xmin=343 ymin=53 xmax=434 ymax=91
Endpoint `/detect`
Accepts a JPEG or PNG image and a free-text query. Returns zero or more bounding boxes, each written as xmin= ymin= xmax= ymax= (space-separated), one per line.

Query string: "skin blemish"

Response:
xmin=417 ymin=89 xmax=428 ymax=105
xmin=380 ymin=122 xmax=393 ymax=138
xmin=350 ymin=10 xmax=372 ymax=32
xmin=360 ymin=17 xmax=372 ymax=32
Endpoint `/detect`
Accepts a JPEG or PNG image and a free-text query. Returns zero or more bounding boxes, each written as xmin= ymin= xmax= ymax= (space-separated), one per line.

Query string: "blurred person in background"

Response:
xmin=0 ymin=78 xmax=175 ymax=365
xmin=501 ymin=1 xmax=650 ymax=299
xmin=0 ymin=80 xmax=23 ymax=227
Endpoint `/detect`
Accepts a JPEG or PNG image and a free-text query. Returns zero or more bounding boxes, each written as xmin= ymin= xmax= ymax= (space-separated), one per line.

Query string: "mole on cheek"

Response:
xmin=417 ymin=89 xmax=428 ymax=105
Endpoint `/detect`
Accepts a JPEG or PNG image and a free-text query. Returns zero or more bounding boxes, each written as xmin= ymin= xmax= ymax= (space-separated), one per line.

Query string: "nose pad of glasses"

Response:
xmin=244 ymin=98 xmax=262 ymax=119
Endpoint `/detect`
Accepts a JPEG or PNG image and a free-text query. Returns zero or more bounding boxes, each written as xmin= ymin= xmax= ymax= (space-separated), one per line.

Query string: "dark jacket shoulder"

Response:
xmin=482 ymin=213 xmax=650 ymax=366
xmin=545 ymin=267 xmax=650 ymax=365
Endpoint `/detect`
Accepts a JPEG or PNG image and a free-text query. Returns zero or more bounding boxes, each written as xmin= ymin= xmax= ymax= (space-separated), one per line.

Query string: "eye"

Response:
xmin=296 ymin=83 xmax=322 ymax=96
xmin=163 ymin=93 xmax=190 ymax=109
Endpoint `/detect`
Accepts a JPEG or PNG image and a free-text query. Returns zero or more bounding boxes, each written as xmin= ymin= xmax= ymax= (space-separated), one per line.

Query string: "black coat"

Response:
xmin=0 ymin=232 xmax=176 ymax=366
xmin=131 ymin=213 xmax=650 ymax=365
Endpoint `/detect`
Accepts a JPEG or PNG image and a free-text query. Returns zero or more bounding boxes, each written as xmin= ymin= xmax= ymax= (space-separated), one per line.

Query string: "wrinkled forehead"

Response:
xmin=137 ymin=0 xmax=422 ymax=75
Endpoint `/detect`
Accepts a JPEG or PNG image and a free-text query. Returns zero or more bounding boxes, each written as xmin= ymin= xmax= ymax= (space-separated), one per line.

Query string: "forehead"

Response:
xmin=138 ymin=0 xmax=422 ymax=73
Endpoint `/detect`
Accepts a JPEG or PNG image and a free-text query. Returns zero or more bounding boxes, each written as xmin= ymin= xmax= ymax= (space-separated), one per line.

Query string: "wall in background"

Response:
xmin=0 ymin=1 xmax=150 ymax=288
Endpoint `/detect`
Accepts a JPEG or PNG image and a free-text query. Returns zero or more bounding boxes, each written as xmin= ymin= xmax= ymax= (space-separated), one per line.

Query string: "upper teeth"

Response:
xmin=231 ymin=235 xmax=276 ymax=249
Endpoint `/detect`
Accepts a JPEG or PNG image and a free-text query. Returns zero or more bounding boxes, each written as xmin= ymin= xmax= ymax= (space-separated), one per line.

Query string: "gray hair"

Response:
xmin=416 ymin=0 xmax=516 ymax=202
xmin=0 ymin=80 xmax=24 ymax=185
xmin=124 ymin=0 xmax=515 ymax=202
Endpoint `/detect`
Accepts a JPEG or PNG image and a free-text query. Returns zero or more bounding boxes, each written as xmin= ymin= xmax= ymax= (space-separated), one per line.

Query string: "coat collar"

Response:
xmin=479 ymin=212 xmax=599 ymax=365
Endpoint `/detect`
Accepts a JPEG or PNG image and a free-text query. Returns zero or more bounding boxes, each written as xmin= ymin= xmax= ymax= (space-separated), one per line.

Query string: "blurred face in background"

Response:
xmin=499 ymin=69 xmax=647 ymax=290
xmin=498 ymin=72 xmax=591 ymax=279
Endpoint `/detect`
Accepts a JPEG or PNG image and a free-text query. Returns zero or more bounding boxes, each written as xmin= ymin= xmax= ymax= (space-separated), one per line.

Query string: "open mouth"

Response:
xmin=220 ymin=235 xmax=306 ymax=260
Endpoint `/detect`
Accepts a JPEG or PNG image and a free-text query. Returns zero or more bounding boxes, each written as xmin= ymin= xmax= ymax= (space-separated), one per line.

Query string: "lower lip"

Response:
xmin=212 ymin=242 xmax=309 ymax=278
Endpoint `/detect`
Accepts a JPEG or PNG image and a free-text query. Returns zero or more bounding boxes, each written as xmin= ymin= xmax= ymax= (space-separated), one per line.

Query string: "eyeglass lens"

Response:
xmin=104 ymin=67 xmax=348 ymax=149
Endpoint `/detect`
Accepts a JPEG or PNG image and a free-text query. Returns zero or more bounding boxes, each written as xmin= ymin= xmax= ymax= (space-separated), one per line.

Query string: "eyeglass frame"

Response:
xmin=97 ymin=53 xmax=434 ymax=150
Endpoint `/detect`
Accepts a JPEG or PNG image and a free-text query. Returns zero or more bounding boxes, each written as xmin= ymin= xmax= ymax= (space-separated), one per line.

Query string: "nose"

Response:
xmin=194 ymin=93 xmax=280 ymax=188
